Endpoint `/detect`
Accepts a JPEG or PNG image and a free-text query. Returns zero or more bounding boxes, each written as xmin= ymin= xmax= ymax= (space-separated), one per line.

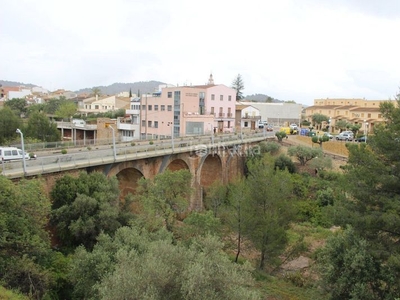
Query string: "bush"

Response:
xmin=61 ymin=149 xmax=67 ymax=154
xmin=274 ymin=154 xmax=296 ymax=173
xmin=131 ymin=142 xmax=136 ymax=146
xmin=259 ymin=141 xmax=281 ymax=155
xmin=149 ymin=141 xmax=154 ymax=145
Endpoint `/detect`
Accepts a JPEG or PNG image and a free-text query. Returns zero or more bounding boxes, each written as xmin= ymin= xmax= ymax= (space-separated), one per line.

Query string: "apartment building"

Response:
xmin=305 ymin=98 xmax=398 ymax=133
xmin=140 ymin=75 xmax=236 ymax=139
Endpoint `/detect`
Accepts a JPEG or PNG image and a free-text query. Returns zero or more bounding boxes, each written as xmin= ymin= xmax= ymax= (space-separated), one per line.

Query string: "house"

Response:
xmin=239 ymin=101 xmax=303 ymax=127
xmin=77 ymin=95 xmax=130 ymax=115
xmin=235 ymin=104 xmax=261 ymax=131
xmin=304 ymin=98 xmax=398 ymax=133
xmin=139 ymin=74 xmax=236 ymax=139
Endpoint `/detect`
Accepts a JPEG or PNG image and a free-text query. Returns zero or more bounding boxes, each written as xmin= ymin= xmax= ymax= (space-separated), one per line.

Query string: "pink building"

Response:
xmin=140 ymin=75 xmax=236 ymax=139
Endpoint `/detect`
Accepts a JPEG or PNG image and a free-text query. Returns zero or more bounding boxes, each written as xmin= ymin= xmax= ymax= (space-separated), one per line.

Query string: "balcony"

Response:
xmin=218 ymin=113 xmax=225 ymax=117
xmin=126 ymin=109 xmax=140 ymax=115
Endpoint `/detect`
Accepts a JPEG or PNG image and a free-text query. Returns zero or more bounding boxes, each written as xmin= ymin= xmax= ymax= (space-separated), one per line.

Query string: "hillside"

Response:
xmin=75 ymin=81 xmax=166 ymax=95
xmin=1 ymin=80 xmax=282 ymax=102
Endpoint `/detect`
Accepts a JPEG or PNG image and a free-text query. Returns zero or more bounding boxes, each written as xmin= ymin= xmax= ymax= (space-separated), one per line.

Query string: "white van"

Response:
xmin=0 ymin=147 xmax=30 ymax=161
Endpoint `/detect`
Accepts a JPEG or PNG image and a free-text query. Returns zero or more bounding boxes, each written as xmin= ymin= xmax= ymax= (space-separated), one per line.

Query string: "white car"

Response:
xmin=289 ymin=123 xmax=298 ymax=130
xmin=336 ymin=132 xmax=353 ymax=141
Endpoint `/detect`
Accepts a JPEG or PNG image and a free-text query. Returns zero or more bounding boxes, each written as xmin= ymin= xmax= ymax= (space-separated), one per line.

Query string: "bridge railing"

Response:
xmin=1 ymin=132 xmax=271 ymax=179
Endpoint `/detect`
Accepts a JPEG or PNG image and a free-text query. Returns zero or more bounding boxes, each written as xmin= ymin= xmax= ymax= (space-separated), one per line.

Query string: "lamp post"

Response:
xmin=16 ymin=128 xmax=26 ymax=175
xmin=107 ymin=125 xmax=116 ymax=161
xmin=365 ymin=122 xmax=368 ymax=143
xmin=328 ymin=118 xmax=331 ymax=134
xmin=168 ymin=122 xmax=174 ymax=152
xmin=210 ymin=123 xmax=214 ymax=146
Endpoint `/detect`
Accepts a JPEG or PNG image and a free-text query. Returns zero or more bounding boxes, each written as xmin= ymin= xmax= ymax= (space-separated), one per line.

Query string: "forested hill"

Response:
xmin=0 ymin=80 xmax=166 ymax=95
xmin=244 ymin=93 xmax=283 ymax=103
xmin=75 ymin=81 xmax=166 ymax=95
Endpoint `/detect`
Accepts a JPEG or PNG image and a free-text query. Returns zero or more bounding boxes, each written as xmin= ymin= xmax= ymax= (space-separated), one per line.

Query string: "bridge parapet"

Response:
xmin=1 ymin=133 xmax=273 ymax=179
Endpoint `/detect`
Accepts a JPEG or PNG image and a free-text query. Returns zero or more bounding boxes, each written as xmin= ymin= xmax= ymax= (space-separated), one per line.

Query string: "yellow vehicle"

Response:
xmin=280 ymin=127 xmax=298 ymax=135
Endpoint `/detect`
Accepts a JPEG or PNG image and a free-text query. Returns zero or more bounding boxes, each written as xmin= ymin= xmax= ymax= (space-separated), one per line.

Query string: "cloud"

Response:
xmin=1 ymin=0 xmax=399 ymax=105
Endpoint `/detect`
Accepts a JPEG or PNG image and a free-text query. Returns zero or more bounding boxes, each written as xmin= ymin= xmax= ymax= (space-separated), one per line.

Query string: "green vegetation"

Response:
xmin=1 ymin=93 xmax=400 ymax=299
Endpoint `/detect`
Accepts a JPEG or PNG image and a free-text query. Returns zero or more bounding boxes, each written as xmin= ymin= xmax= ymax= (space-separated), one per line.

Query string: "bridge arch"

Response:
xmin=116 ymin=168 xmax=144 ymax=198
xmin=199 ymin=153 xmax=223 ymax=187
xmin=166 ymin=158 xmax=190 ymax=172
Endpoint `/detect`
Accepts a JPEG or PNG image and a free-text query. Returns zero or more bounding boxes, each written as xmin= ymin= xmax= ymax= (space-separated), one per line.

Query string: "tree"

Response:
xmin=136 ymin=169 xmax=192 ymax=232
xmin=317 ymin=227 xmax=382 ymax=300
xmin=287 ymin=145 xmax=323 ymax=166
xmin=335 ymin=119 xmax=350 ymax=132
xmin=25 ymin=111 xmax=60 ymax=142
xmin=0 ymin=177 xmax=52 ymax=298
xmin=44 ymin=97 xmax=66 ymax=114
xmin=92 ymin=87 xmax=101 ymax=97
xmin=55 ymin=101 xmax=77 ymax=121
xmin=129 ymin=88 xmax=132 ymax=98
xmin=225 ymin=179 xmax=249 ymax=263
xmin=259 ymin=141 xmax=281 ymax=155
xmin=232 ymin=74 xmax=245 ymax=101
xmin=4 ymin=98 xmax=27 ymax=116
xmin=50 ymin=172 xmax=132 ymax=251
xmin=275 ymin=131 xmax=287 ymax=142
xmin=274 ymin=154 xmax=296 ymax=173
xmin=0 ymin=106 xmax=22 ymax=144
xmin=311 ymin=113 xmax=329 ymax=130
xmin=311 ymin=134 xmax=329 ymax=148
xmin=244 ymin=156 xmax=295 ymax=270
xmin=331 ymin=96 xmax=400 ymax=298
xmin=203 ymin=180 xmax=228 ymax=217
xmin=70 ymin=227 xmax=260 ymax=300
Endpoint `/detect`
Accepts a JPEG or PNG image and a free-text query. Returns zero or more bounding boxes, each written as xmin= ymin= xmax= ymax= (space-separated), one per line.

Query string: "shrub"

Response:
xmin=61 ymin=149 xmax=67 ymax=155
xmin=274 ymin=154 xmax=296 ymax=173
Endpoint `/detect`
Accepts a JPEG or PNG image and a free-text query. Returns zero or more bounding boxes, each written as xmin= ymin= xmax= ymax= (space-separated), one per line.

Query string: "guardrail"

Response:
xmin=2 ymin=133 xmax=272 ymax=179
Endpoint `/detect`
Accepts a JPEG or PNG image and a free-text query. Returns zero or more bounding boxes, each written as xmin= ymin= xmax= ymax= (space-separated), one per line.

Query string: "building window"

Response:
xmin=95 ymin=105 xmax=99 ymax=109
xmin=141 ymin=120 xmax=145 ymax=127
xmin=154 ymin=105 xmax=158 ymax=111
xmin=211 ymin=94 xmax=215 ymax=100
xmin=148 ymin=120 xmax=152 ymax=127
xmin=154 ymin=121 xmax=158 ymax=128
xmin=211 ymin=107 xmax=214 ymax=114
xmin=168 ymin=92 xmax=172 ymax=98
xmin=148 ymin=105 xmax=152 ymax=110
xmin=161 ymin=105 xmax=165 ymax=111
xmin=220 ymin=95 xmax=223 ymax=101
xmin=167 ymin=105 xmax=172 ymax=111
xmin=142 ymin=105 xmax=146 ymax=110
xmin=228 ymin=95 xmax=232 ymax=101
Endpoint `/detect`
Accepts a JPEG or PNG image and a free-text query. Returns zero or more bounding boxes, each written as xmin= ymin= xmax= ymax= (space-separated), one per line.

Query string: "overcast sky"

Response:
xmin=1 ymin=0 xmax=399 ymax=105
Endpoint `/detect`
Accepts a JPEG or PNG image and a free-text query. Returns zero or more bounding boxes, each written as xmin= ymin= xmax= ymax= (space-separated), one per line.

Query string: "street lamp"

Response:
xmin=365 ymin=122 xmax=368 ymax=143
xmin=168 ymin=122 xmax=174 ymax=152
xmin=107 ymin=125 xmax=117 ymax=161
xmin=16 ymin=128 xmax=27 ymax=175
xmin=210 ymin=123 xmax=214 ymax=146
xmin=328 ymin=118 xmax=331 ymax=134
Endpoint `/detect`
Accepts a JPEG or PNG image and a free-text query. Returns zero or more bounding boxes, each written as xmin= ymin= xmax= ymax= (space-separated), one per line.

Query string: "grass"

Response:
xmin=293 ymin=136 xmax=349 ymax=156
xmin=0 ymin=286 xmax=28 ymax=300
xmin=255 ymin=272 xmax=326 ymax=300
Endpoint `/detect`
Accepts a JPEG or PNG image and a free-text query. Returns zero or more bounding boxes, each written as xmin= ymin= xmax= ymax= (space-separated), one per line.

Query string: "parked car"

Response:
xmin=336 ymin=132 xmax=353 ymax=141
xmin=323 ymin=132 xmax=333 ymax=139
xmin=266 ymin=125 xmax=274 ymax=131
xmin=289 ymin=123 xmax=298 ymax=130
xmin=355 ymin=136 xmax=367 ymax=142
